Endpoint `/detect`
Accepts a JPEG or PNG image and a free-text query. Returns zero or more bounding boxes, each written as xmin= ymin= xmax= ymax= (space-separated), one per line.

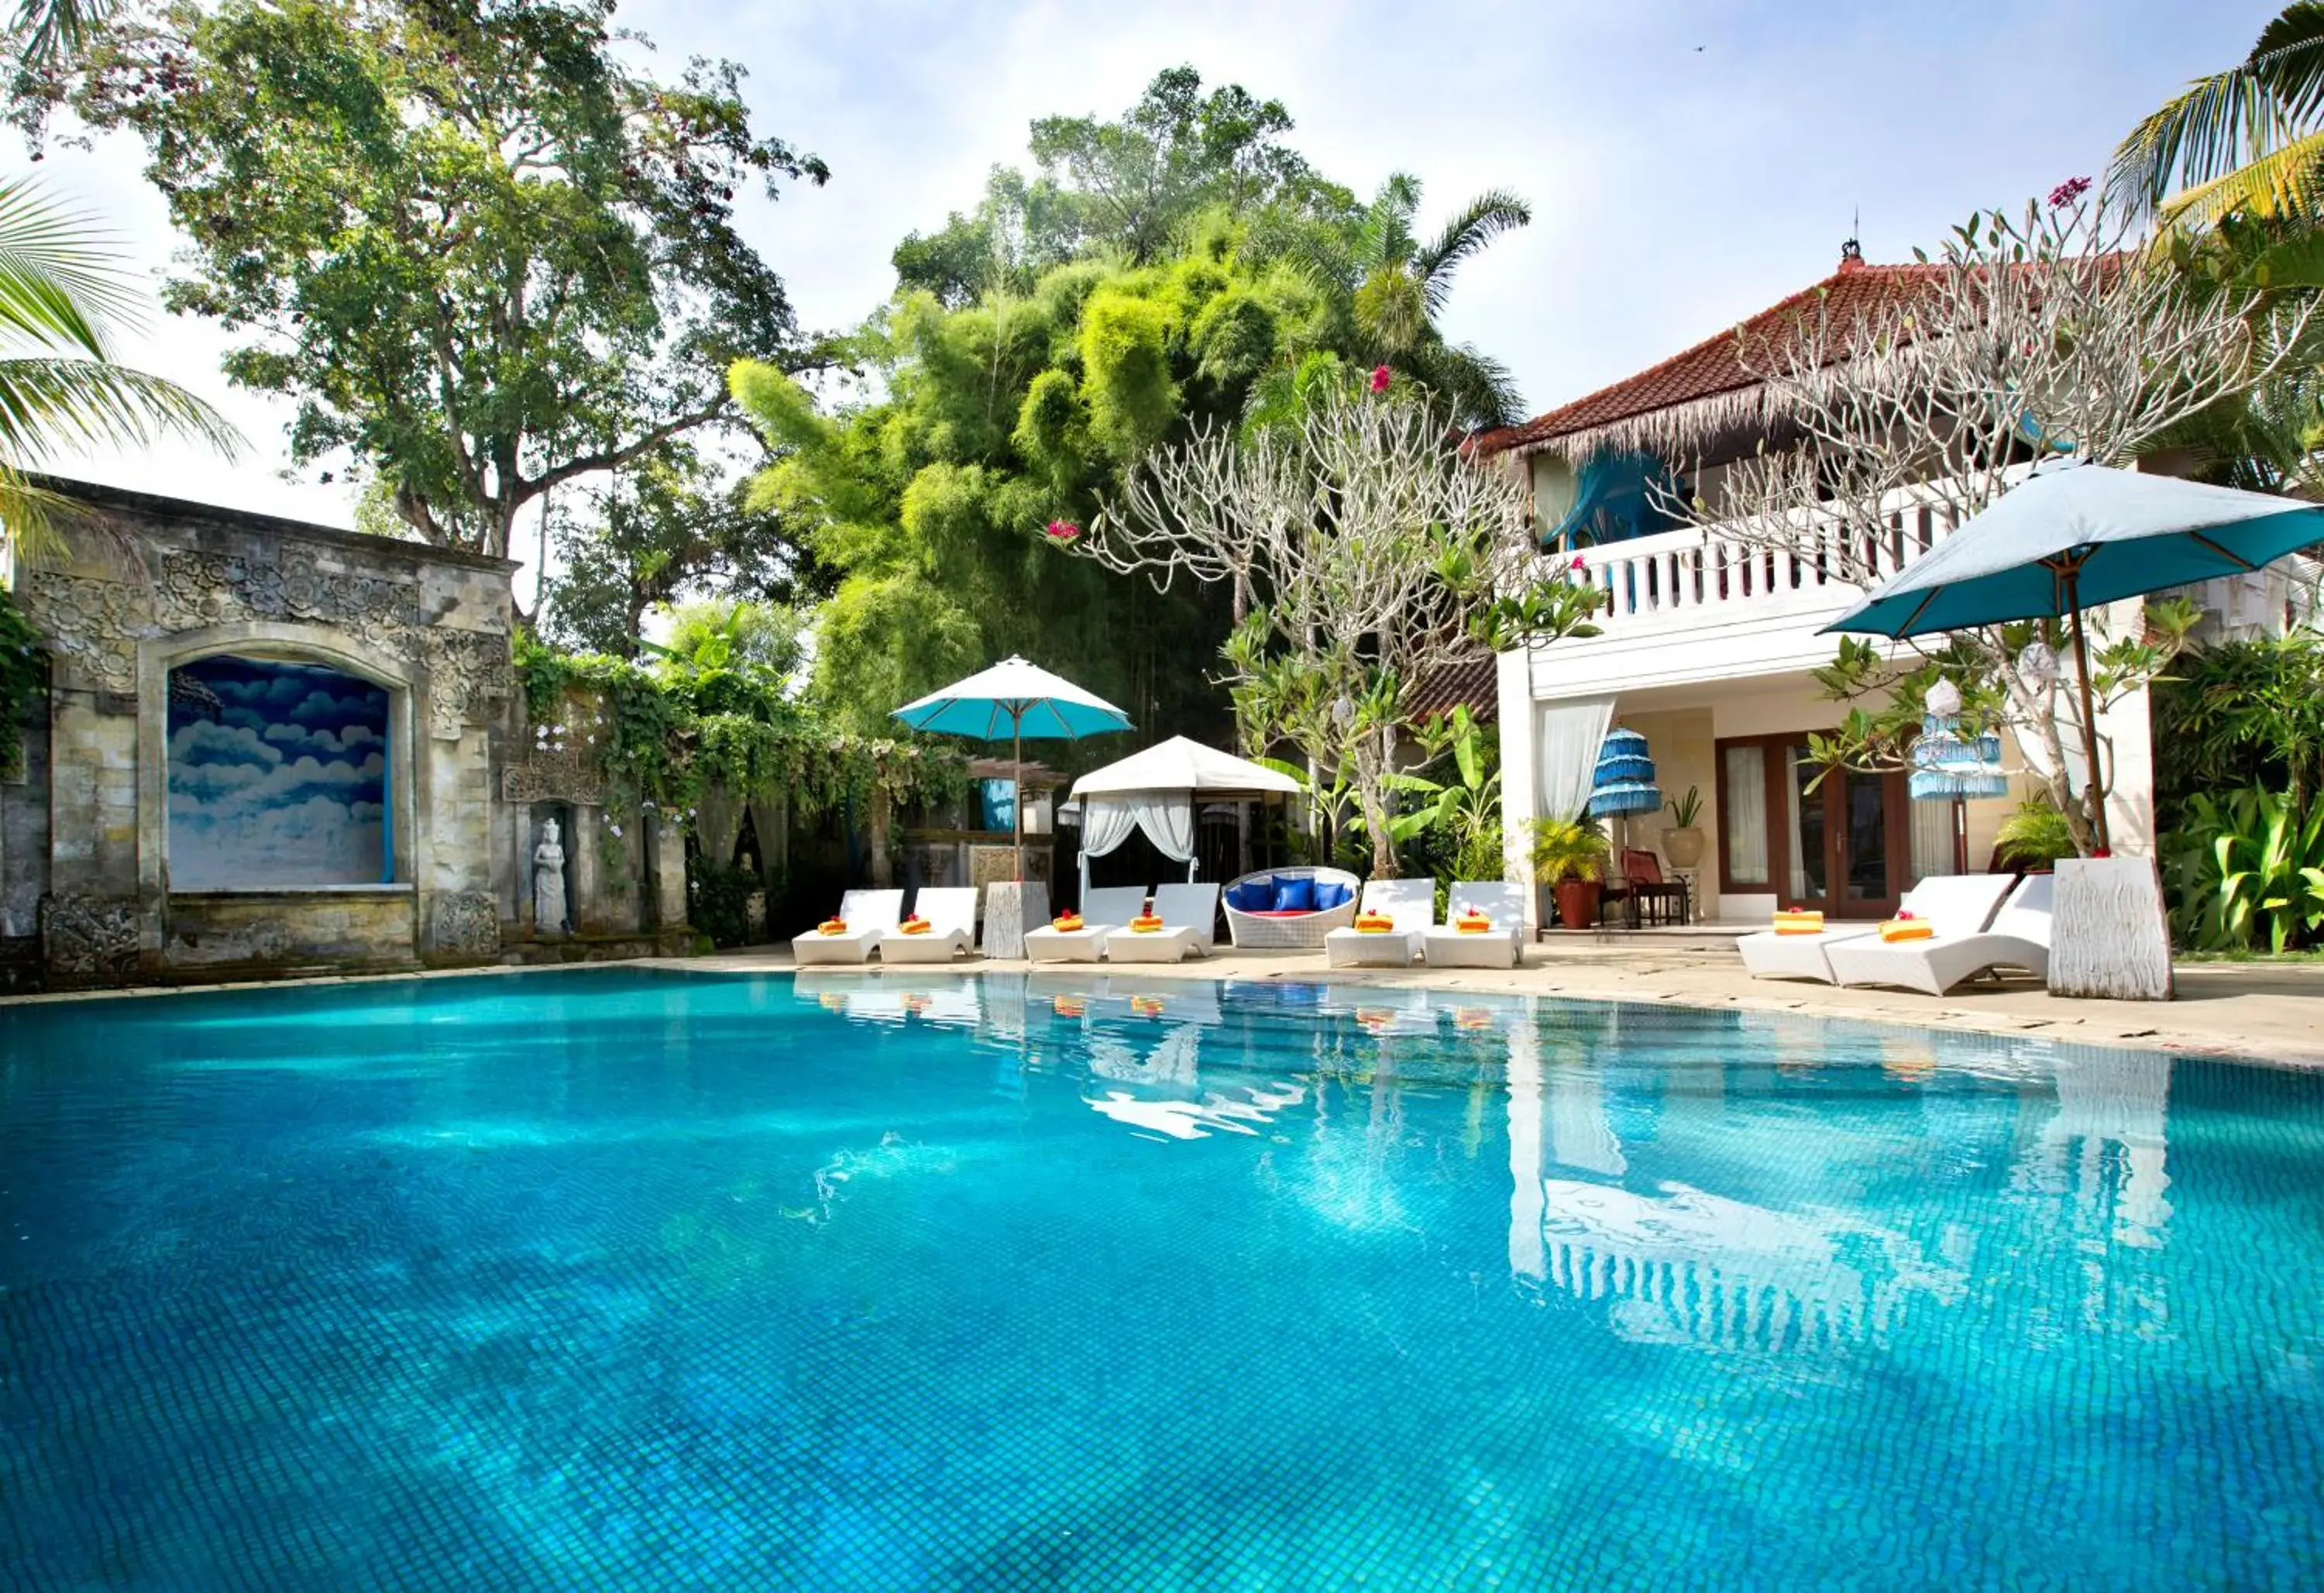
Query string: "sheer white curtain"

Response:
xmin=1722 ymin=745 xmax=1768 ymax=886
xmin=1910 ymin=799 xmax=1959 ymax=882
xmin=1077 ymin=794 xmax=1198 ymax=897
xmin=1536 ymin=697 xmax=1617 ymax=822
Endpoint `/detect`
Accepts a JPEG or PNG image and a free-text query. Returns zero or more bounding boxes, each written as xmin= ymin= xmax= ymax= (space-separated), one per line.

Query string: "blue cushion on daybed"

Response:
xmin=1272 ymin=877 xmax=1316 ymax=913
xmin=1312 ymin=880 xmax=1352 ymax=910
xmin=1226 ymin=877 xmax=1275 ymax=912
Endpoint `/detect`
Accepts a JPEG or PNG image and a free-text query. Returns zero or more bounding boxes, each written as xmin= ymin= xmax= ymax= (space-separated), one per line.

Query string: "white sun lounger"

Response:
xmin=1827 ymin=874 xmax=2055 ymax=996
xmin=1024 ymin=886 xmax=1148 ymax=963
xmin=1104 ymin=882 xmax=1221 ymax=963
xmin=1422 ymin=881 xmax=1525 ymax=969
xmin=1737 ymin=874 xmax=2013 ymax=984
xmin=1324 ymin=878 xmax=1435 ymax=968
xmin=878 ymin=886 xmax=981 ymax=964
xmin=791 ymin=889 xmax=906 ymax=965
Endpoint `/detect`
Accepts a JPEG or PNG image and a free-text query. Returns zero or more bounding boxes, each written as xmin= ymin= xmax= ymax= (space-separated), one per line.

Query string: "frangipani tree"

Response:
xmin=1652 ymin=190 xmax=2315 ymax=853
xmin=1078 ymin=380 xmax=1600 ymax=876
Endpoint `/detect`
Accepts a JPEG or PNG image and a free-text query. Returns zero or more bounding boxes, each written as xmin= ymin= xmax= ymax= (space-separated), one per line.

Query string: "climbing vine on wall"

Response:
xmin=511 ymin=629 xmax=967 ymax=819
xmin=0 ymin=590 xmax=46 ymax=777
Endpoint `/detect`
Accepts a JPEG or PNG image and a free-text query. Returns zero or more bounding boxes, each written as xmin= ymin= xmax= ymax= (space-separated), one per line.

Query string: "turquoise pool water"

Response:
xmin=2 ymin=969 xmax=2322 ymax=1589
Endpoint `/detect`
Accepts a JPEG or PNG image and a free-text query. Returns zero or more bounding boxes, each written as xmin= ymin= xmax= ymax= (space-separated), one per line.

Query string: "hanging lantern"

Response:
xmin=1586 ymin=727 xmax=1662 ymax=817
xmin=1909 ymin=681 xmax=2007 ymax=801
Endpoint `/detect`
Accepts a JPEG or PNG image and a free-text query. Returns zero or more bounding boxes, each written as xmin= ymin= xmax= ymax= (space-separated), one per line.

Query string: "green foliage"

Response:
xmin=1257 ymin=173 xmax=1533 ymax=426
xmin=511 ymin=628 xmax=965 ymax=825
xmin=1666 ymin=785 xmax=1703 ymax=830
xmin=1401 ymin=706 xmax=1505 ymax=881
xmin=891 ymin=66 xmax=1342 ymax=303
xmin=0 ymin=177 xmax=239 ymax=564
xmin=2161 ymin=786 xmax=2324 ymax=951
xmin=543 ymin=450 xmax=823 ymax=654
xmin=1528 ymin=817 xmax=1610 ymax=884
xmin=0 ymin=585 xmax=45 ymax=773
xmin=1994 ymin=796 xmax=2078 ymax=871
xmin=729 ymin=238 xmax=1337 ymax=740
xmin=686 ymin=855 xmax=761 ymax=949
xmin=2152 ymin=632 xmax=2324 ymax=813
xmin=25 ymin=0 xmax=828 ymax=556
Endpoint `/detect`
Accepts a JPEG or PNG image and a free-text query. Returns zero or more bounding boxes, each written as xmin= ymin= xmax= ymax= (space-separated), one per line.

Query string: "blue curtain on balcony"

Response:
xmin=1545 ymin=452 xmax=1686 ymax=549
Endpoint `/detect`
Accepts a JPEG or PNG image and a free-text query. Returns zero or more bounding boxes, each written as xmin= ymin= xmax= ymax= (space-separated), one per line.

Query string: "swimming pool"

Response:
xmin=3 ymin=968 xmax=2321 ymax=1588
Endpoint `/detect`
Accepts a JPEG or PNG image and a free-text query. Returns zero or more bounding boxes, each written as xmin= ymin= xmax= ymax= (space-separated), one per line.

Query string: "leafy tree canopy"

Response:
xmin=892 ymin=65 xmax=1349 ymax=306
xmin=15 ymin=0 xmax=829 ymax=560
xmin=539 ymin=444 xmax=827 ymax=658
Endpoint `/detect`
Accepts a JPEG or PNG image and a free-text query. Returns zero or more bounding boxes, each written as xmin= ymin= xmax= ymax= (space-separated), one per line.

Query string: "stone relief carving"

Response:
xmin=12 ymin=540 xmax=511 ymax=737
xmin=430 ymin=889 xmax=502 ymax=958
xmin=421 ymin=628 xmax=515 ymax=740
xmin=41 ymin=894 xmax=141 ymax=982
xmin=500 ymin=751 xmax=604 ymax=807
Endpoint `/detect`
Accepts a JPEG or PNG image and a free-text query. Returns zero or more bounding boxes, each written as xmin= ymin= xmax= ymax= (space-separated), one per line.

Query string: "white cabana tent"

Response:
xmin=1067 ymin=736 xmax=1302 ymax=897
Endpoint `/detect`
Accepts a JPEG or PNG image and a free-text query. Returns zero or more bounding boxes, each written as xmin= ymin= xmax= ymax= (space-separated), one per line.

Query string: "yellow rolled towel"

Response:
xmin=1353 ymin=910 xmax=1396 ymax=934
xmin=1454 ymin=908 xmax=1494 ymax=934
xmin=1051 ymin=913 xmax=1084 ymax=933
xmin=898 ymin=916 xmax=932 ymax=935
xmin=1879 ymin=917 xmax=1934 ymax=943
xmin=1129 ymin=913 xmax=1164 ymax=934
xmin=816 ymin=917 xmax=849 ymax=936
xmin=1772 ymin=910 xmax=1824 ymax=935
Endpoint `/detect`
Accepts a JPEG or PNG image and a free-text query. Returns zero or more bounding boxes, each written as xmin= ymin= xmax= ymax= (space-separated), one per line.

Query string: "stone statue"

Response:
xmin=534 ymin=817 xmax=569 ymax=936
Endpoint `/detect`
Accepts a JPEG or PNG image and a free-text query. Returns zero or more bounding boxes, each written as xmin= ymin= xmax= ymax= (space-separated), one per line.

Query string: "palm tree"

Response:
xmin=6 ymin=0 xmax=108 ymax=71
xmin=0 ymin=177 xmax=239 ymax=570
xmin=2109 ymin=4 xmax=2324 ymax=234
xmin=1280 ymin=174 xmax=1532 ymax=428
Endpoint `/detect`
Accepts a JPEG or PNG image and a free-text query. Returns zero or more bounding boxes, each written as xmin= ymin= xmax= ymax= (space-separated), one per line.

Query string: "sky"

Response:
xmin=19 ymin=0 xmax=2280 ymax=604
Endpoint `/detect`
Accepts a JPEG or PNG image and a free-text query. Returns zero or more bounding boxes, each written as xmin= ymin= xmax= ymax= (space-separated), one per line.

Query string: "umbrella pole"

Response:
xmin=1012 ymin=710 xmax=1025 ymax=883
xmin=2062 ymin=568 xmax=2111 ymax=855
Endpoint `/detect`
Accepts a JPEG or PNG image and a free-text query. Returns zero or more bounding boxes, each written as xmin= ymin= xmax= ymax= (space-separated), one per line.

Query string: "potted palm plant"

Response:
xmin=1661 ymin=785 xmax=1707 ymax=869
xmin=1530 ymin=817 xmax=1612 ymax=930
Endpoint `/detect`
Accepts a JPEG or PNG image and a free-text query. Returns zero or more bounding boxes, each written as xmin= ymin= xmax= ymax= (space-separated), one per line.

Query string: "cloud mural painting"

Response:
xmin=167 ymin=656 xmax=391 ymax=889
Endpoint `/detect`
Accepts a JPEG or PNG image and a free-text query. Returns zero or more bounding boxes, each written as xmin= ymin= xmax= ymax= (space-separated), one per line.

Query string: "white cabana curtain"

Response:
xmin=1535 ymin=697 xmax=1617 ymax=822
xmin=1077 ymin=794 xmax=1198 ymax=896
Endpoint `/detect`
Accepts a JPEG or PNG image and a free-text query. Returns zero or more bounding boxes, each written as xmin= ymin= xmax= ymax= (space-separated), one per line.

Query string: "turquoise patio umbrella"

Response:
xmin=892 ymin=655 xmax=1133 ymax=881
xmin=1827 ymin=464 xmax=2324 ymax=851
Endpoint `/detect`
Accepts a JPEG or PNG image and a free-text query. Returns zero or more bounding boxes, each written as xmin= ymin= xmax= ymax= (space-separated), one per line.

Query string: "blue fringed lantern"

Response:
xmin=1586 ymin=727 xmax=1662 ymax=817
xmin=1908 ymin=682 xmax=2007 ymax=801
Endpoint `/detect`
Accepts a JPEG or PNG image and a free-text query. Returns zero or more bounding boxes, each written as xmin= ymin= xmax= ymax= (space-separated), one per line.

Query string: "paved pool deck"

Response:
xmin=669 ymin=938 xmax=2324 ymax=1071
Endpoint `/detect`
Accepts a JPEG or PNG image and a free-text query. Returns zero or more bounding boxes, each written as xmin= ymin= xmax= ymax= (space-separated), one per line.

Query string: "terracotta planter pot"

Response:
xmin=1662 ymin=827 xmax=1707 ymax=869
xmin=1554 ymin=878 xmax=1602 ymax=930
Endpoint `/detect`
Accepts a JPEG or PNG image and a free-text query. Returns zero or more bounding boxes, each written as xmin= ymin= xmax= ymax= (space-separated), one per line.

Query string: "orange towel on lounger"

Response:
xmin=1353 ymin=910 xmax=1395 ymax=933
xmin=1454 ymin=908 xmax=1493 ymax=934
xmin=1879 ymin=918 xmax=1933 ymax=943
xmin=1772 ymin=910 xmax=1824 ymax=935
xmin=1129 ymin=913 xmax=1164 ymax=934
xmin=816 ymin=917 xmax=848 ymax=935
xmin=1051 ymin=913 xmax=1084 ymax=932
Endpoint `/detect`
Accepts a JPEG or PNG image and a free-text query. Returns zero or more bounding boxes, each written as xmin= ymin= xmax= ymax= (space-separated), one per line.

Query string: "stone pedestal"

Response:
xmin=982 ymin=879 xmax=1049 ymax=959
xmin=2048 ymin=855 xmax=2174 ymax=1002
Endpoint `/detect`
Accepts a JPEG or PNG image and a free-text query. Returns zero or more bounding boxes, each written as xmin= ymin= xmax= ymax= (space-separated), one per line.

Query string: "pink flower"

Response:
xmin=1569 ymin=555 xmax=1586 ymax=571
xmin=1045 ymin=518 xmax=1080 ymax=542
xmin=2047 ymin=176 xmax=2091 ymax=208
xmin=1370 ymin=364 xmax=1391 ymax=394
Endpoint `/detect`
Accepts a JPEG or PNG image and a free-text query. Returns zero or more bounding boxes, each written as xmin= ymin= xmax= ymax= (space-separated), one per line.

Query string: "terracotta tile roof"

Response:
xmin=1409 ymin=656 xmax=1499 ymax=725
xmin=1477 ymin=258 xmax=1945 ymax=460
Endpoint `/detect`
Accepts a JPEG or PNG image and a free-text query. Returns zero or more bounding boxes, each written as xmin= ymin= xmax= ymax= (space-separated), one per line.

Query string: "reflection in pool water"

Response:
xmin=2 ymin=968 xmax=2320 ymax=1589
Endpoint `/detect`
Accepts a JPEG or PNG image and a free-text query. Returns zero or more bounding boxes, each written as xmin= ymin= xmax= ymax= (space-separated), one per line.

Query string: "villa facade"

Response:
xmin=1478 ymin=251 xmax=2317 ymax=931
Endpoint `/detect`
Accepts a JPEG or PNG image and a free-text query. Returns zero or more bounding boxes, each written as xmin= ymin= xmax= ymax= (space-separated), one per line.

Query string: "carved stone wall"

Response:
xmin=3 ymin=480 xmax=523 ymax=986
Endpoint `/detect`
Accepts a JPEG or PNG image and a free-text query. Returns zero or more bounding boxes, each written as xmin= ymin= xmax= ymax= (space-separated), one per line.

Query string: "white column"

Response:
xmin=1495 ymin=647 xmax=1541 ymax=931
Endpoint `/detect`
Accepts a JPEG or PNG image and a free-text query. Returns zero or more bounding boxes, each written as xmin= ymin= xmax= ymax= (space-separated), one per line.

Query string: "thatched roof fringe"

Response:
xmin=1511 ymin=380 xmax=1794 ymax=466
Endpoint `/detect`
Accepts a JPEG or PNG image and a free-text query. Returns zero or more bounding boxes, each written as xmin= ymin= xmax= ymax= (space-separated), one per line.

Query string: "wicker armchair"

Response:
xmin=1222 ymin=866 xmax=1361 ymax=948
